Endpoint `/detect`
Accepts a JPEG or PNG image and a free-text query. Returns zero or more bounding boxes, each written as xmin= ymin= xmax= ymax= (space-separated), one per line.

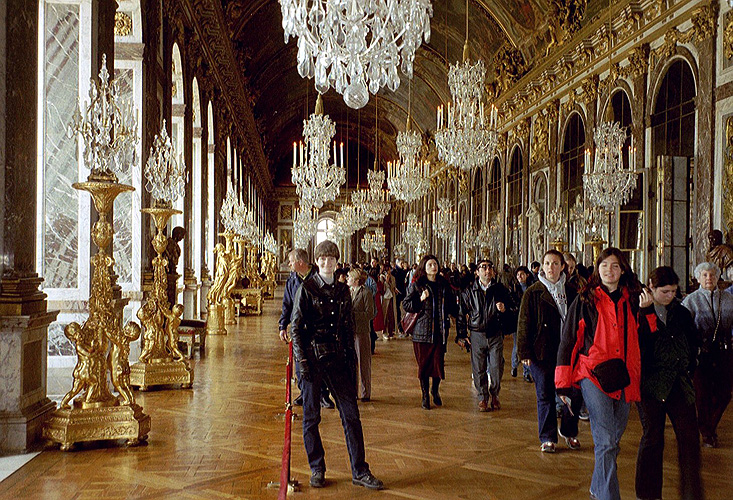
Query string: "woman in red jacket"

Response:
xmin=556 ymin=248 xmax=642 ymax=500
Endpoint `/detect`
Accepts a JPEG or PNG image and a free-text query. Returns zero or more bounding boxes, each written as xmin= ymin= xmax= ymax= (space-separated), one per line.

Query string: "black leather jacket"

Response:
xmin=290 ymin=273 xmax=356 ymax=373
xmin=457 ymin=279 xmax=513 ymax=339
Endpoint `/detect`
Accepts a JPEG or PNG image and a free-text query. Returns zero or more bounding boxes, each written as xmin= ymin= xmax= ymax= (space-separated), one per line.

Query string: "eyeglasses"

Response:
xmin=478 ymin=265 xmax=492 ymax=270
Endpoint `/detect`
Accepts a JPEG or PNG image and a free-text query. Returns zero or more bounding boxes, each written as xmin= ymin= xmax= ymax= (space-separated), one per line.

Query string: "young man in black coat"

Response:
xmin=290 ymin=240 xmax=383 ymax=490
xmin=456 ymin=259 xmax=513 ymax=411
xmin=278 ymin=248 xmax=334 ymax=409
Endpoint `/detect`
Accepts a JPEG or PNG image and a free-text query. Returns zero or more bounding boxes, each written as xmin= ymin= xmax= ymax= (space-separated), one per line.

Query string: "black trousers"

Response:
xmin=301 ymin=360 xmax=369 ymax=478
xmin=635 ymin=381 xmax=703 ymax=500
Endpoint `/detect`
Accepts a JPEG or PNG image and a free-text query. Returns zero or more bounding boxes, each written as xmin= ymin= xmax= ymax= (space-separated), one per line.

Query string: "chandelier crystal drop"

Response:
xmin=293 ymin=204 xmax=319 ymax=249
xmin=388 ymin=128 xmax=431 ymax=202
xmin=68 ymin=53 xmax=138 ymax=180
xmin=144 ymin=121 xmax=186 ymax=205
xmin=292 ymin=95 xmax=346 ymax=208
xmin=583 ymin=121 xmax=637 ymax=213
xmin=434 ymin=197 xmax=457 ymax=240
xmin=279 ymin=0 xmax=434 ymax=109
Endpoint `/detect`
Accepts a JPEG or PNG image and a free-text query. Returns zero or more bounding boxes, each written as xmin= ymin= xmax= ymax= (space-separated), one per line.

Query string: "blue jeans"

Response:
xmin=580 ymin=378 xmax=631 ymax=500
xmin=511 ymin=332 xmax=530 ymax=376
xmin=301 ymin=360 xmax=369 ymax=478
xmin=530 ymin=361 xmax=581 ymax=443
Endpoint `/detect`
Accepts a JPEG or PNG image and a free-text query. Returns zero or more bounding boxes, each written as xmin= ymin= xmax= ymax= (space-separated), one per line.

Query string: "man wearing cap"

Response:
xmin=456 ymin=258 xmax=513 ymax=411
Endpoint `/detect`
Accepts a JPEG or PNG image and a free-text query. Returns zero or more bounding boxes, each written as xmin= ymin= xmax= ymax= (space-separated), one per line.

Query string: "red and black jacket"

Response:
xmin=555 ymin=286 xmax=641 ymax=402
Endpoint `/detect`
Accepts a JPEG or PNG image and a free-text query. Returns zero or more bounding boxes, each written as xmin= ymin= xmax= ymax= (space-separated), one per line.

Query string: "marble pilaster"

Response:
xmin=199 ymin=268 xmax=211 ymax=318
xmin=183 ymin=268 xmax=198 ymax=319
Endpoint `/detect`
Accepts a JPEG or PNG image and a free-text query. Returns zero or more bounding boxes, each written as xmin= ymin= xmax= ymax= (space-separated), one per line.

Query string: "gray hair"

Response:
xmin=694 ymin=262 xmax=720 ymax=280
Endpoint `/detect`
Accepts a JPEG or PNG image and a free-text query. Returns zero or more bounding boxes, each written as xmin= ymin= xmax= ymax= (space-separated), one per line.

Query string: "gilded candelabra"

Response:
xmin=129 ymin=204 xmax=194 ymax=390
xmin=129 ymin=123 xmax=193 ymax=390
xmin=44 ymin=179 xmax=150 ymax=450
xmin=44 ymin=55 xmax=148 ymax=450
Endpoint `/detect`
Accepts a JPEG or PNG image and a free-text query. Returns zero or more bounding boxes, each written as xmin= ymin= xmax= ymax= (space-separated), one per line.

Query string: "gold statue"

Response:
xmin=706 ymin=229 xmax=733 ymax=280
xmin=164 ymin=303 xmax=186 ymax=361
xmin=108 ymin=323 xmax=141 ymax=406
xmin=60 ymin=323 xmax=99 ymax=409
xmin=207 ymin=242 xmax=229 ymax=305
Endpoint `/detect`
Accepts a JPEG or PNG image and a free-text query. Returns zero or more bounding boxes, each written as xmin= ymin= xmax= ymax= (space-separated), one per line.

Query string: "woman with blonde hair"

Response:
xmin=348 ymin=268 xmax=376 ymax=401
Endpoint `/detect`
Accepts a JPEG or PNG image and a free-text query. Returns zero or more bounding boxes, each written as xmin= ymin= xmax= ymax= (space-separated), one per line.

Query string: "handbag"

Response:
xmin=401 ymin=312 xmax=418 ymax=336
xmin=311 ymin=340 xmax=341 ymax=364
xmin=591 ymin=302 xmax=630 ymax=393
xmin=591 ymin=358 xmax=630 ymax=393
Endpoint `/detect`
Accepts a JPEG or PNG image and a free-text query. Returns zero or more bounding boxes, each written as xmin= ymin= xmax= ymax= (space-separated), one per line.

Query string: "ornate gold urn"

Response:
xmin=129 ymin=205 xmax=194 ymax=390
xmin=43 ymin=179 xmax=150 ymax=450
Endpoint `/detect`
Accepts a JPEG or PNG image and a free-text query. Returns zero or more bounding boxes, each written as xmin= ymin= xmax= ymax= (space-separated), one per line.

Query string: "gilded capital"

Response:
xmin=692 ymin=2 xmax=718 ymax=43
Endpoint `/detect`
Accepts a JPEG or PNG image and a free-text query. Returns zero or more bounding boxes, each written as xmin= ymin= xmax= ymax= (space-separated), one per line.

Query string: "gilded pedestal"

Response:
xmin=205 ymin=232 xmax=239 ymax=334
xmin=43 ymin=179 xmax=149 ymax=451
xmin=585 ymin=239 xmax=607 ymax=264
xmin=129 ymin=206 xmax=193 ymax=391
xmin=206 ymin=303 xmax=226 ymax=335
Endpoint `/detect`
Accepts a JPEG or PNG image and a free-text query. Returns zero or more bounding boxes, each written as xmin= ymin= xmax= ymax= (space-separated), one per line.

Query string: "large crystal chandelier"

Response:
xmin=583 ymin=121 xmax=636 ymax=212
xmin=293 ymin=204 xmax=319 ymax=249
xmin=584 ymin=0 xmax=636 ymax=213
xmin=219 ymin=179 xmax=238 ymax=232
xmin=393 ymin=241 xmax=408 ymax=258
xmin=365 ymin=169 xmax=390 ymax=220
xmin=462 ymin=225 xmax=477 ymax=250
xmin=235 ymin=200 xmax=261 ymax=245
xmin=434 ymin=197 xmax=456 ymax=240
xmin=292 ymin=94 xmax=346 ymax=208
xmin=68 ymin=54 xmax=138 ymax=180
xmin=144 ymin=121 xmax=185 ymax=205
xmin=264 ymin=232 xmax=278 ymax=254
xmin=388 ymin=83 xmax=431 ymax=202
xmin=434 ymin=0 xmax=497 ymax=171
xmin=279 ymin=0 xmax=433 ymax=109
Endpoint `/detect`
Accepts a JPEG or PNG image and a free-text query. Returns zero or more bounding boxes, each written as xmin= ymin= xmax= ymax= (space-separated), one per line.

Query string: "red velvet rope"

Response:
xmin=278 ymin=341 xmax=294 ymax=500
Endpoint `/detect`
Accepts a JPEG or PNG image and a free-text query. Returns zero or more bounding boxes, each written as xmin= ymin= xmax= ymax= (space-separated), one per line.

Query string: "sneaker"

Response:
xmin=352 ymin=471 xmax=384 ymax=490
xmin=478 ymin=399 xmax=491 ymax=412
xmin=579 ymin=408 xmax=590 ymax=421
xmin=382 ymin=335 xmax=390 ymax=342
xmin=540 ymin=441 xmax=556 ymax=453
xmin=524 ymin=373 xmax=534 ymax=383
xmin=702 ymin=435 xmax=718 ymax=448
xmin=511 ymin=367 xmax=518 ymax=377
xmin=559 ymin=430 xmax=581 ymax=450
xmin=360 ymin=397 xmax=371 ymax=402
xmin=310 ymin=470 xmax=325 ymax=488
xmin=294 ymin=394 xmax=303 ymax=406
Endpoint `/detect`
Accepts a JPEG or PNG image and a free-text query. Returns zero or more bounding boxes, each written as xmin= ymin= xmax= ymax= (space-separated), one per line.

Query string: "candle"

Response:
xmin=340 ymin=142 xmax=344 ymax=168
xmin=293 ymin=142 xmax=297 ymax=168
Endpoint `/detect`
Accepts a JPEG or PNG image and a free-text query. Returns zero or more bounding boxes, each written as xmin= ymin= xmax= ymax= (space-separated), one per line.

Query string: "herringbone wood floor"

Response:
xmin=1 ymin=292 xmax=731 ymax=499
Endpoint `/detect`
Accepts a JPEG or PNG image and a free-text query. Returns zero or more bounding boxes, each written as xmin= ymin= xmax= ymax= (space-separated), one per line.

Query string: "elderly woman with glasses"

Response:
xmin=681 ymin=262 xmax=733 ymax=448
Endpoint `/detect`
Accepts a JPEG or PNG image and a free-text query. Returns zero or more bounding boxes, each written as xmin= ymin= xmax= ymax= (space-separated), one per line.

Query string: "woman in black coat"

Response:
xmin=517 ymin=249 xmax=581 ymax=452
xmin=403 ymin=254 xmax=458 ymax=409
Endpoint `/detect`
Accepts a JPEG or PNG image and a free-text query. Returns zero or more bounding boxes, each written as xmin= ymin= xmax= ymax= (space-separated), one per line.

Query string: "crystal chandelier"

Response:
xmin=403 ymin=213 xmax=424 ymax=248
xmin=68 ymin=54 xmax=138 ymax=180
xmin=434 ymin=0 xmax=497 ymax=171
xmin=365 ymin=169 xmax=390 ymax=220
xmin=584 ymin=204 xmax=608 ymax=242
xmin=279 ymin=0 xmax=434 ymax=109
xmin=434 ymin=197 xmax=457 ymax=240
xmin=235 ymin=200 xmax=261 ymax=245
xmin=219 ymin=179 xmax=238 ymax=233
xmin=583 ymin=121 xmax=636 ymax=212
xmin=583 ymin=0 xmax=636 ymax=214
xmin=388 ymin=83 xmax=431 ymax=202
xmin=293 ymin=203 xmax=319 ymax=249
xmin=462 ymin=225 xmax=477 ymax=251
xmin=393 ymin=241 xmax=408 ymax=258
xmin=292 ymin=94 xmax=346 ymax=208
xmin=264 ymin=232 xmax=278 ymax=254
xmin=144 ymin=121 xmax=185 ymax=206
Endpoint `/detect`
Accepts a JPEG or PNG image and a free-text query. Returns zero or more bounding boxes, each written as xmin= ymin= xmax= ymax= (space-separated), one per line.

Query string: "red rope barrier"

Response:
xmin=278 ymin=341 xmax=294 ymax=499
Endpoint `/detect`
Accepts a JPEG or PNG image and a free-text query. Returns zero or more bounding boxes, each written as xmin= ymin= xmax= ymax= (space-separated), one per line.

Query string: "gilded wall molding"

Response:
xmin=724 ymin=13 xmax=733 ymax=61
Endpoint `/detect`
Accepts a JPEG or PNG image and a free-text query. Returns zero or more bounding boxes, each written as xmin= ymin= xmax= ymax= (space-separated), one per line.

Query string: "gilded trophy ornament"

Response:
xmin=129 ymin=123 xmax=193 ymax=390
xmin=44 ymin=56 xmax=148 ymax=451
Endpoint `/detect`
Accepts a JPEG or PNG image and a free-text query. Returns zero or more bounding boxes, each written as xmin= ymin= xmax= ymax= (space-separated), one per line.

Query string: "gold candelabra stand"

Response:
xmin=206 ymin=231 xmax=237 ymax=334
xmin=585 ymin=238 xmax=607 ymax=264
xmin=261 ymin=250 xmax=278 ymax=298
xmin=129 ymin=204 xmax=194 ymax=391
xmin=44 ymin=178 xmax=150 ymax=450
xmin=246 ymin=243 xmax=263 ymax=288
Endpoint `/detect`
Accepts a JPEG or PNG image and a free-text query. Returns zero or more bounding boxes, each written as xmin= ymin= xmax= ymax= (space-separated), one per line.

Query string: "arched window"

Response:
xmin=170 ymin=43 xmax=185 ymax=274
xmin=651 ymin=59 xmax=697 ymax=287
xmin=560 ymin=113 xmax=585 ymax=246
xmin=192 ymin=78 xmax=202 ymax=283
xmin=316 ymin=218 xmax=335 ymax=247
xmin=507 ymin=148 xmax=523 ymax=264
xmin=471 ymin=169 xmax=482 ymax=229
xmin=207 ymin=101 xmax=215 ymax=278
xmin=487 ymin=158 xmax=501 ymax=222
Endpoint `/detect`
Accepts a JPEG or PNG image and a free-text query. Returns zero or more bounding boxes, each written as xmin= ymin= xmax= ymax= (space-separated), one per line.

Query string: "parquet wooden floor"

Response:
xmin=2 ymin=293 xmax=731 ymax=499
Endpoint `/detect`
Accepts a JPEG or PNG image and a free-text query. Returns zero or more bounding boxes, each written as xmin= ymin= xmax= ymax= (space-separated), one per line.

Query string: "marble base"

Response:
xmin=224 ymin=298 xmax=236 ymax=325
xmin=0 ymin=399 xmax=56 ymax=453
xmin=199 ymin=280 xmax=211 ymax=318
xmin=205 ymin=303 xmax=226 ymax=335
xmin=129 ymin=359 xmax=193 ymax=390
xmin=183 ymin=284 xmax=198 ymax=320
xmin=43 ymin=403 xmax=150 ymax=451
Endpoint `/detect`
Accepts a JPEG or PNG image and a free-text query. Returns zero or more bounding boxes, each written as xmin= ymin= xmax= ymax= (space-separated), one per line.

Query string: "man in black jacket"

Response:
xmin=278 ymin=248 xmax=334 ymax=409
xmin=290 ymin=240 xmax=383 ymax=490
xmin=392 ymin=258 xmax=408 ymax=334
xmin=456 ymin=259 xmax=513 ymax=411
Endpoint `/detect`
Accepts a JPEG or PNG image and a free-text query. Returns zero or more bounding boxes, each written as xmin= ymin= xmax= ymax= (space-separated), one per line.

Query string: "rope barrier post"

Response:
xmin=268 ymin=340 xmax=300 ymax=496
